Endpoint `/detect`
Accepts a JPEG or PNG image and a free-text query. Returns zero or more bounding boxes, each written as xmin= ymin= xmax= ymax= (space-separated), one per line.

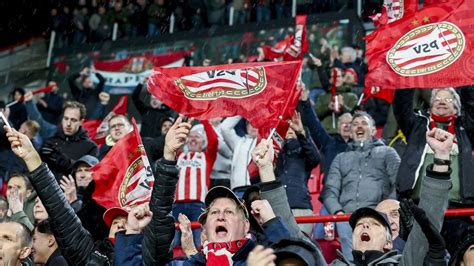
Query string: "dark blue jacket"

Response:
xmin=115 ymin=214 xmax=291 ymax=266
xmin=275 ymin=134 xmax=320 ymax=210
xmin=37 ymin=93 xmax=64 ymax=125
xmin=298 ymin=100 xmax=348 ymax=177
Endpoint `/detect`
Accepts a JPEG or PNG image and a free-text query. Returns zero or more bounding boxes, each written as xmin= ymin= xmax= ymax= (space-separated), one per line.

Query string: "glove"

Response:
xmin=398 ymin=198 xmax=414 ymax=241
xmin=410 ymin=203 xmax=447 ymax=262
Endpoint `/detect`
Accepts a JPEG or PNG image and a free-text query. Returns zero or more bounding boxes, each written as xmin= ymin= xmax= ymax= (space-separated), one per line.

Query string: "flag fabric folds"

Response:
xmin=92 ymin=118 xmax=154 ymax=209
xmin=261 ymin=15 xmax=308 ymax=61
xmin=365 ymin=0 xmax=474 ymax=90
xmin=83 ymin=96 xmax=128 ymax=145
xmin=147 ymin=61 xmax=303 ymax=130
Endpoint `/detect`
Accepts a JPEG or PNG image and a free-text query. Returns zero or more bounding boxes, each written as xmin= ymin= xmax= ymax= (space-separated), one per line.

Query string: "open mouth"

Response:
xmin=361 ymin=233 xmax=371 ymax=242
xmin=356 ymin=130 xmax=365 ymax=138
xmin=216 ymin=226 xmax=228 ymax=237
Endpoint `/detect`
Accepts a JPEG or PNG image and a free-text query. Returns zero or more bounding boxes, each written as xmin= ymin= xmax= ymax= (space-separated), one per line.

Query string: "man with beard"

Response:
xmin=332 ymin=127 xmax=454 ymax=265
xmin=321 ymin=111 xmax=401 ymax=260
xmin=39 ymin=101 xmax=98 ymax=181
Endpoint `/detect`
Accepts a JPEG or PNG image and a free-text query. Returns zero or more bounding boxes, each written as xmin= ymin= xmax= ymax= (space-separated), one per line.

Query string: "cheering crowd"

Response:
xmin=1 ymin=6 xmax=474 ymax=264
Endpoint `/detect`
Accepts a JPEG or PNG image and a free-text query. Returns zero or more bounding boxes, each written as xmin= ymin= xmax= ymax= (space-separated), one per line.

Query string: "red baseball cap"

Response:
xmin=103 ymin=207 xmax=129 ymax=228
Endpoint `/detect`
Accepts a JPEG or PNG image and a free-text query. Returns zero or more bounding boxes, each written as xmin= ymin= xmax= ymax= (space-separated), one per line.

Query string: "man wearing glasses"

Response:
xmin=98 ymin=114 xmax=133 ymax=159
xmin=393 ymin=87 xmax=474 ymax=241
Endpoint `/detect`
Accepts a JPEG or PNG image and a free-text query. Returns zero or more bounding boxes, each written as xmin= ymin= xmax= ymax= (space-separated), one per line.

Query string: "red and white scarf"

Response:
xmin=429 ymin=114 xmax=457 ymax=143
xmin=203 ymin=238 xmax=249 ymax=266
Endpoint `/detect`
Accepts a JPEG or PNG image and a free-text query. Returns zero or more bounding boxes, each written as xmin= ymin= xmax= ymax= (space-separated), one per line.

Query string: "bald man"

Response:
xmin=376 ymin=199 xmax=405 ymax=252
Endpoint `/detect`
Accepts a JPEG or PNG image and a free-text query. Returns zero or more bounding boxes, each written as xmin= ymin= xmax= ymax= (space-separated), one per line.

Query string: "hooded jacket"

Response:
xmin=321 ymin=139 xmax=400 ymax=214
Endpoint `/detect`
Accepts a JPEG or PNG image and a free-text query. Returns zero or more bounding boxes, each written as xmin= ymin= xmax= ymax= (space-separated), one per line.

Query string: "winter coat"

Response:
xmin=40 ymin=127 xmax=98 ymax=180
xmin=68 ymin=72 xmax=106 ymax=119
xmin=275 ymin=134 xmax=320 ymax=210
xmin=331 ymin=167 xmax=452 ymax=266
xmin=299 ymin=99 xmax=349 ymax=176
xmin=132 ymin=83 xmax=176 ymax=139
xmin=220 ymin=116 xmax=257 ymax=189
xmin=393 ymin=87 xmax=474 ymax=204
xmin=29 ymin=163 xmax=110 ymax=265
xmin=321 ymin=139 xmax=400 ymax=214
xmin=45 ymin=248 xmax=68 ymax=266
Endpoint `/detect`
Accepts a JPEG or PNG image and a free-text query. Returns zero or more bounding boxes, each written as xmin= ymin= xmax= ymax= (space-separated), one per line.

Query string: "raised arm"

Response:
xmin=23 ymin=92 xmax=57 ymax=139
xmin=132 ymin=82 xmax=148 ymax=116
xmin=68 ymin=71 xmax=83 ymax=101
xmin=401 ymin=128 xmax=454 ymax=266
xmin=142 ymin=116 xmax=192 ymax=265
xmin=393 ymin=89 xmax=417 ymax=137
xmin=5 ymin=127 xmax=108 ymax=265
xmin=202 ymin=120 xmax=219 ymax=181
xmin=219 ymin=115 xmax=243 ymax=151
xmin=298 ymin=93 xmax=333 ymax=149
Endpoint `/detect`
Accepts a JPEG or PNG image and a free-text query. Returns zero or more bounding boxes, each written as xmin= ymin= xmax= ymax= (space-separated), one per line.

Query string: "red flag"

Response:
xmin=362 ymin=86 xmax=395 ymax=104
xmin=92 ymin=118 xmax=154 ymax=209
xmin=261 ymin=16 xmax=308 ymax=61
xmin=147 ymin=61 xmax=302 ymax=130
xmin=365 ymin=0 xmax=474 ymax=90
xmin=83 ymin=96 xmax=128 ymax=145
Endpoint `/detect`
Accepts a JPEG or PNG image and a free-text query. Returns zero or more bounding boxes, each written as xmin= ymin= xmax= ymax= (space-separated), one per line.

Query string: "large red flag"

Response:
xmin=365 ymin=0 xmax=474 ymax=90
xmin=261 ymin=16 xmax=308 ymax=61
xmin=147 ymin=61 xmax=302 ymax=130
xmin=92 ymin=118 xmax=154 ymax=209
xmin=83 ymin=96 xmax=128 ymax=145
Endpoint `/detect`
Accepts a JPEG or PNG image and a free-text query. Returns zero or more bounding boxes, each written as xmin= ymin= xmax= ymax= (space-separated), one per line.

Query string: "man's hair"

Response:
xmin=341 ymin=46 xmax=357 ymax=62
xmin=63 ymin=101 xmax=87 ymax=119
xmin=431 ymin=88 xmax=461 ymax=116
xmin=9 ymin=173 xmax=33 ymax=192
xmin=0 ymin=219 xmax=32 ymax=247
xmin=352 ymin=110 xmax=376 ymax=128
xmin=35 ymin=219 xmax=53 ymax=236
xmin=23 ymin=120 xmax=40 ymax=136
xmin=110 ymin=114 xmax=131 ymax=126
xmin=338 ymin=113 xmax=353 ymax=125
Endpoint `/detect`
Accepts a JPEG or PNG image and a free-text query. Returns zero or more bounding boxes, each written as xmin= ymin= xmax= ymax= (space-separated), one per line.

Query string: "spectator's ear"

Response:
xmin=383 ymin=239 xmax=393 ymax=252
xmin=19 ymin=246 xmax=32 ymax=260
xmin=48 ymin=234 xmax=56 ymax=248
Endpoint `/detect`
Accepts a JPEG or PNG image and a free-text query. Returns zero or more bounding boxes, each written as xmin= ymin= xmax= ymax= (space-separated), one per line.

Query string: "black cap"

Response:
xmin=449 ymin=225 xmax=474 ymax=265
xmin=73 ymin=155 xmax=99 ymax=169
xmin=349 ymin=207 xmax=392 ymax=235
xmin=272 ymin=238 xmax=318 ymax=265
xmin=198 ymin=186 xmax=249 ymax=224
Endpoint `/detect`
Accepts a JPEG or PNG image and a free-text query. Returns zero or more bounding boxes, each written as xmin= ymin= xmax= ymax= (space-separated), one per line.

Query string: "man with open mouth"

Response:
xmin=331 ymin=127 xmax=455 ymax=265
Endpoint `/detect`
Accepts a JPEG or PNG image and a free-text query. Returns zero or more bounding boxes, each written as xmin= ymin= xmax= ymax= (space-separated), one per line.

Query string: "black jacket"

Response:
xmin=143 ymin=159 xmax=179 ymax=265
xmin=28 ymin=163 xmax=110 ymax=265
xmin=275 ymin=133 xmax=320 ymax=210
xmin=40 ymin=127 xmax=98 ymax=180
xmin=132 ymin=84 xmax=176 ymax=138
xmin=37 ymin=93 xmax=64 ymax=125
xmin=393 ymin=87 xmax=474 ymax=204
xmin=45 ymin=248 xmax=68 ymax=266
xmin=68 ymin=72 xmax=106 ymax=119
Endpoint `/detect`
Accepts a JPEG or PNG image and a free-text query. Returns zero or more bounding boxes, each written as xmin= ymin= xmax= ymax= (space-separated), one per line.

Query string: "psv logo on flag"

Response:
xmin=386 ymin=22 xmax=466 ymax=76
xmin=175 ymin=67 xmax=267 ymax=100
xmin=118 ymin=145 xmax=154 ymax=207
